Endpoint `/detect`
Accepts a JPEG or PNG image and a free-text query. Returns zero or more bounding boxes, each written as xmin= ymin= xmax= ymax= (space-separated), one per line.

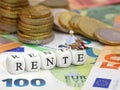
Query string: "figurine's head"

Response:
xmin=69 ymin=30 xmax=74 ymax=36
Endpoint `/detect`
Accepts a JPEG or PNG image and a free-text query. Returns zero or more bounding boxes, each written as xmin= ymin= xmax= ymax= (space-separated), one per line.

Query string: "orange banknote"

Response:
xmin=96 ymin=46 xmax=120 ymax=70
xmin=69 ymin=0 xmax=120 ymax=9
xmin=0 ymin=36 xmax=22 ymax=53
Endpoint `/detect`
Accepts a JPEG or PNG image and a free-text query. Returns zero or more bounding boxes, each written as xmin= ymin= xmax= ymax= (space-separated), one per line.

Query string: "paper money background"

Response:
xmin=0 ymin=31 xmax=102 ymax=90
xmin=1 ymin=0 xmax=120 ymax=90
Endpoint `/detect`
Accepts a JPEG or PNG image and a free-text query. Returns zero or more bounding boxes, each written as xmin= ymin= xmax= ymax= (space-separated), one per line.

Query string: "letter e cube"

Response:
xmin=71 ymin=49 xmax=86 ymax=65
xmin=24 ymin=52 xmax=41 ymax=72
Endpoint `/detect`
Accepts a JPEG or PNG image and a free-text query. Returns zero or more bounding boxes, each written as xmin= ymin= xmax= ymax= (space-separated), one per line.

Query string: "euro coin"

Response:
xmin=95 ymin=28 xmax=120 ymax=45
xmin=20 ymin=5 xmax=51 ymax=19
xmin=18 ymin=33 xmax=54 ymax=45
xmin=78 ymin=16 xmax=107 ymax=40
xmin=52 ymin=9 xmax=69 ymax=33
xmin=40 ymin=0 xmax=69 ymax=8
xmin=0 ymin=0 xmax=29 ymax=7
xmin=19 ymin=29 xmax=53 ymax=37
xmin=18 ymin=31 xmax=52 ymax=40
xmin=20 ymin=15 xmax=53 ymax=25
xmin=0 ymin=29 xmax=10 ymax=34
xmin=1 ymin=17 xmax=18 ymax=25
xmin=19 ymin=21 xmax=53 ymax=30
xmin=69 ymin=15 xmax=82 ymax=33
xmin=18 ymin=25 xmax=52 ymax=33
xmin=2 ymin=0 xmax=28 ymax=4
xmin=0 ymin=8 xmax=19 ymax=19
xmin=58 ymin=11 xmax=77 ymax=30
xmin=0 ymin=21 xmax=18 ymax=33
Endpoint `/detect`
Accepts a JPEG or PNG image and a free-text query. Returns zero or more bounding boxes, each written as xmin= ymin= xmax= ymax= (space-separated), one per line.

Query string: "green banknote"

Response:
xmin=75 ymin=5 xmax=120 ymax=26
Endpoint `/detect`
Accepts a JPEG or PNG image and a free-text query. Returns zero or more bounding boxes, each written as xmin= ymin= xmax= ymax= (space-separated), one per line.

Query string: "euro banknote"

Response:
xmin=82 ymin=46 xmax=120 ymax=90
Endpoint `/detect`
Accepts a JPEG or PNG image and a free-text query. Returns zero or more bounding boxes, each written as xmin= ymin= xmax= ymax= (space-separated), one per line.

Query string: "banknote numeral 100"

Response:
xmin=2 ymin=78 xmax=46 ymax=87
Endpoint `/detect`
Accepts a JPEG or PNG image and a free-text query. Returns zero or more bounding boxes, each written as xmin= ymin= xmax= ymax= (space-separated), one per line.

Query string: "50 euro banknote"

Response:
xmin=82 ymin=46 xmax=120 ymax=90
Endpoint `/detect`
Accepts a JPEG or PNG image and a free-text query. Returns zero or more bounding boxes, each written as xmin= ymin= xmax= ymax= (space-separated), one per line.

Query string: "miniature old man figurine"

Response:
xmin=66 ymin=30 xmax=76 ymax=45
xmin=66 ymin=30 xmax=76 ymax=48
xmin=66 ymin=30 xmax=87 ymax=50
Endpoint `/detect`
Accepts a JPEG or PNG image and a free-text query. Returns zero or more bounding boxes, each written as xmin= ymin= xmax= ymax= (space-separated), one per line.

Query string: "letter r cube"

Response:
xmin=6 ymin=54 xmax=25 ymax=74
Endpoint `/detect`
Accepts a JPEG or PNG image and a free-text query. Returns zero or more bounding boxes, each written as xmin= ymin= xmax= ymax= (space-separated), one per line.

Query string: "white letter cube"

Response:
xmin=56 ymin=49 xmax=72 ymax=67
xmin=24 ymin=52 xmax=41 ymax=72
xmin=6 ymin=54 xmax=25 ymax=74
xmin=39 ymin=51 xmax=56 ymax=69
xmin=71 ymin=49 xmax=86 ymax=65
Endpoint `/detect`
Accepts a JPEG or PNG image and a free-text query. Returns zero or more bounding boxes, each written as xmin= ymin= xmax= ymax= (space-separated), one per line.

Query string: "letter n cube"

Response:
xmin=39 ymin=51 xmax=56 ymax=69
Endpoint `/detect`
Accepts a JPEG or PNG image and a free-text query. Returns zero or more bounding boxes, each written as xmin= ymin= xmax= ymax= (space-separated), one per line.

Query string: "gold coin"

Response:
xmin=0 ymin=0 xmax=29 ymax=7
xmin=69 ymin=15 xmax=94 ymax=38
xmin=95 ymin=28 xmax=120 ymax=45
xmin=18 ymin=25 xmax=52 ymax=33
xmin=40 ymin=0 xmax=69 ymax=8
xmin=69 ymin=15 xmax=82 ymax=32
xmin=19 ymin=21 xmax=53 ymax=30
xmin=69 ymin=15 xmax=81 ymax=34
xmin=0 ymin=8 xmax=19 ymax=19
xmin=1 ymin=17 xmax=18 ymax=25
xmin=0 ymin=21 xmax=18 ymax=33
xmin=0 ymin=0 xmax=17 ymax=7
xmin=0 ymin=6 xmax=22 ymax=11
xmin=78 ymin=16 xmax=107 ymax=40
xmin=20 ymin=5 xmax=51 ymax=19
xmin=17 ymin=30 xmax=53 ymax=40
xmin=20 ymin=29 xmax=53 ymax=37
xmin=0 ymin=29 xmax=10 ymax=34
xmin=2 ymin=0 xmax=28 ymax=4
xmin=20 ymin=15 xmax=54 ymax=25
xmin=58 ymin=11 xmax=77 ymax=30
xmin=18 ymin=33 xmax=54 ymax=44
xmin=53 ymin=9 xmax=69 ymax=33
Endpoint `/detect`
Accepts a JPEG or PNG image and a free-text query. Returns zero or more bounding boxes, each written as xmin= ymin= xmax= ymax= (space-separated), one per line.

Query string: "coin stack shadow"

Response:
xmin=18 ymin=5 xmax=54 ymax=44
xmin=0 ymin=0 xmax=29 ymax=34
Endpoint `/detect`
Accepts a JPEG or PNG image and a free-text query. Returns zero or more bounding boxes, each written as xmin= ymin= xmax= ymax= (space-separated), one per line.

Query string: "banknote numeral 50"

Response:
xmin=2 ymin=78 xmax=46 ymax=87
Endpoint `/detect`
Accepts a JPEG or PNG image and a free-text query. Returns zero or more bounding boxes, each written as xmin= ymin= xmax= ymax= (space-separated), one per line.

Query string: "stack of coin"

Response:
xmin=69 ymin=15 xmax=108 ymax=40
xmin=53 ymin=10 xmax=108 ymax=40
xmin=18 ymin=5 xmax=54 ymax=44
xmin=53 ymin=10 xmax=77 ymax=33
xmin=40 ymin=0 xmax=69 ymax=9
xmin=52 ymin=8 xmax=69 ymax=33
xmin=0 ymin=0 xmax=29 ymax=34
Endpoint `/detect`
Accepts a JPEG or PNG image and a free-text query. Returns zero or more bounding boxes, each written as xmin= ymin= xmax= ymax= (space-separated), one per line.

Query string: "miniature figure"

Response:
xmin=66 ymin=30 xmax=76 ymax=49
xmin=71 ymin=36 xmax=88 ymax=50
xmin=66 ymin=30 xmax=87 ymax=50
